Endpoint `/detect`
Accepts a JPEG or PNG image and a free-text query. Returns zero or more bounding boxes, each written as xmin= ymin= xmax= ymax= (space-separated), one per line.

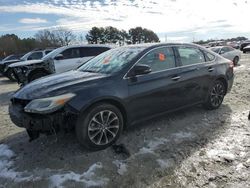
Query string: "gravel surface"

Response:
xmin=0 ymin=54 xmax=249 ymax=188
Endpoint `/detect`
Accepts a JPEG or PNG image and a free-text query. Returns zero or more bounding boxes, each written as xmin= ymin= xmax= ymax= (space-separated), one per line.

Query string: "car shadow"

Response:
xmin=1 ymin=104 xmax=232 ymax=188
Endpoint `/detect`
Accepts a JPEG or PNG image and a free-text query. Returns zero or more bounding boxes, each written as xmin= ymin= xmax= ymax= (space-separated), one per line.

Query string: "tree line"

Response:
xmin=0 ymin=27 xmax=76 ymax=58
xmin=86 ymin=26 xmax=159 ymax=45
xmin=0 ymin=26 xmax=159 ymax=59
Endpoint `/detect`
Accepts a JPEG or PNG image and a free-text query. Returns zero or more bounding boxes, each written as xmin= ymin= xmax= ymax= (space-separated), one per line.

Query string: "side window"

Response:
xmin=204 ymin=51 xmax=215 ymax=61
xmin=220 ymin=47 xmax=231 ymax=54
xmin=45 ymin=50 xmax=52 ymax=55
xmin=27 ymin=52 xmax=43 ymax=60
xmin=138 ymin=47 xmax=176 ymax=72
xmin=80 ymin=47 xmax=110 ymax=57
xmin=62 ymin=48 xmax=81 ymax=59
xmin=177 ymin=47 xmax=205 ymax=66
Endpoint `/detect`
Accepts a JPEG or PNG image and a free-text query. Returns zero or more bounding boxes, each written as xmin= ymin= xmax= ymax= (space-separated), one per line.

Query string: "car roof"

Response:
xmin=59 ymin=44 xmax=113 ymax=50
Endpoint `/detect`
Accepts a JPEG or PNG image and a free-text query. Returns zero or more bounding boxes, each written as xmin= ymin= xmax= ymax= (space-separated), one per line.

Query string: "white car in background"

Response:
xmin=210 ymin=46 xmax=241 ymax=66
xmin=9 ymin=45 xmax=111 ymax=85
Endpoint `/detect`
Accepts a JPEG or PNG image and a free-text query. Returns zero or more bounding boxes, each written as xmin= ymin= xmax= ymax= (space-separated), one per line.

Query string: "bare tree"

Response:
xmin=54 ymin=27 xmax=76 ymax=46
xmin=35 ymin=27 xmax=75 ymax=48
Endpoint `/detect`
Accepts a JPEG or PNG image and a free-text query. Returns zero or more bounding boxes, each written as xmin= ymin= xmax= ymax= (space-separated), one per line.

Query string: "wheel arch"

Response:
xmin=79 ymin=98 xmax=128 ymax=129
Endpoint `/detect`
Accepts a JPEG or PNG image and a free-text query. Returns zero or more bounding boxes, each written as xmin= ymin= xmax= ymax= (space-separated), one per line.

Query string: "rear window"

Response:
xmin=177 ymin=47 xmax=205 ymax=66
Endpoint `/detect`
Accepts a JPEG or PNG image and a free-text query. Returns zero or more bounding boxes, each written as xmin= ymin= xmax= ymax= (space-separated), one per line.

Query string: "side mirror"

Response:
xmin=127 ymin=64 xmax=151 ymax=77
xmin=54 ymin=54 xmax=64 ymax=60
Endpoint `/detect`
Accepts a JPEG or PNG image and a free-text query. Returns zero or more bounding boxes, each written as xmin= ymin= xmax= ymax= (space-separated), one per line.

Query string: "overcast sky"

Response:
xmin=0 ymin=0 xmax=249 ymax=42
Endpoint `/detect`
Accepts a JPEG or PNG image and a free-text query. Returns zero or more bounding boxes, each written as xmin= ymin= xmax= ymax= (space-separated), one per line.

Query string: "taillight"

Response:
xmin=229 ymin=61 xmax=234 ymax=69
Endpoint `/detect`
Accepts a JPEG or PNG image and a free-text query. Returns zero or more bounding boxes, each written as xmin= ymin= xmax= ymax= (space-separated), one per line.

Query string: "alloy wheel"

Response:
xmin=210 ymin=83 xmax=225 ymax=107
xmin=88 ymin=110 xmax=120 ymax=146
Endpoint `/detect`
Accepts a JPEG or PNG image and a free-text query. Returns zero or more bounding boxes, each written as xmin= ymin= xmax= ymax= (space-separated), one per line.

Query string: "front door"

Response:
xmin=126 ymin=46 xmax=183 ymax=122
xmin=54 ymin=47 xmax=82 ymax=73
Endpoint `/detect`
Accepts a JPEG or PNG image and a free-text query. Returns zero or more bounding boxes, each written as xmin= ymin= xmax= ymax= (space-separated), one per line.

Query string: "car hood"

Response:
xmin=13 ymin=70 xmax=107 ymax=100
xmin=9 ymin=59 xmax=44 ymax=68
xmin=0 ymin=59 xmax=20 ymax=65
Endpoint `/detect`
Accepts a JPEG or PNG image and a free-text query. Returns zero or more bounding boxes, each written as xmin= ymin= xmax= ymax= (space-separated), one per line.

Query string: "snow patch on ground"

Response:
xmin=207 ymin=149 xmax=235 ymax=162
xmin=156 ymin=159 xmax=174 ymax=169
xmin=112 ymin=160 xmax=127 ymax=175
xmin=49 ymin=162 xmax=108 ymax=188
xmin=172 ymin=132 xmax=195 ymax=141
xmin=138 ymin=137 xmax=169 ymax=155
xmin=234 ymin=64 xmax=246 ymax=72
xmin=0 ymin=144 xmax=32 ymax=182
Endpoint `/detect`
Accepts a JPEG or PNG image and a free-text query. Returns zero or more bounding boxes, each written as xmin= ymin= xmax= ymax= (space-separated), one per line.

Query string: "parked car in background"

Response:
xmin=10 ymin=45 xmax=111 ymax=85
xmin=243 ymin=45 xmax=250 ymax=53
xmin=9 ymin=43 xmax=234 ymax=150
xmin=0 ymin=54 xmax=23 ymax=76
xmin=240 ymin=40 xmax=250 ymax=51
xmin=210 ymin=46 xmax=241 ymax=66
xmin=0 ymin=48 xmax=54 ymax=81
xmin=1 ymin=54 xmax=24 ymax=62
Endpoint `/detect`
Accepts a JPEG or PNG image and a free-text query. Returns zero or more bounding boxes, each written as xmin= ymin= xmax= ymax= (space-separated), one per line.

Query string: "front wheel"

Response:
xmin=75 ymin=103 xmax=123 ymax=150
xmin=203 ymin=80 xmax=226 ymax=110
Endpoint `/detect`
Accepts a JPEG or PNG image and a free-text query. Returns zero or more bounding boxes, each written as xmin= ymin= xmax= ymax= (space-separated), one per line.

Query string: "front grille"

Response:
xmin=11 ymin=98 xmax=30 ymax=108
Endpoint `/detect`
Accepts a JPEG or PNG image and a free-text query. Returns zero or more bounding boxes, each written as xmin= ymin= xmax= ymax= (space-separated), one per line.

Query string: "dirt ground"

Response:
xmin=0 ymin=54 xmax=249 ymax=188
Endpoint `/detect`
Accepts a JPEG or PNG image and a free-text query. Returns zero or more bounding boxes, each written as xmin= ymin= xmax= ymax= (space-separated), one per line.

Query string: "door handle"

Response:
xmin=171 ymin=76 xmax=181 ymax=81
xmin=208 ymin=67 xmax=214 ymax=72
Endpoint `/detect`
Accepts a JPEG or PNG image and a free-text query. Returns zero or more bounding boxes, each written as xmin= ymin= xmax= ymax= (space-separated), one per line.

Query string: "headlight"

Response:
xmin=24 ymin=93 xmax=76 ymax=114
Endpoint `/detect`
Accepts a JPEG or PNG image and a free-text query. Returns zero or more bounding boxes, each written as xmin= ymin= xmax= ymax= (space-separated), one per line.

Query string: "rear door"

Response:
xmin=174 ymin=45 xmax=216 ymax=105
xmin=126 ymin=46 xmax=184 ymax=121
xmin=54 ymin=47 xmax=82 ymax=73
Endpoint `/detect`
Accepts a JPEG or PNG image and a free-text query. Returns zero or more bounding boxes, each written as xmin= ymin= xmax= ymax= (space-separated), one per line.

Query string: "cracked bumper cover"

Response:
xmin=9 ymin=103 xmax=78 ymax=132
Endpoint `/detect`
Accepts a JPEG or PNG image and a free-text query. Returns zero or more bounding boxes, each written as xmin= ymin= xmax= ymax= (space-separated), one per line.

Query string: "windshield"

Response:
xmin=210 ymin=47 xmax=221 ymax=54
xmin=78 ymin=47 xmax=145 ymax=74
xmin=20 ymin=52 xmax=32 ymax=61
xmin=2 ymin=55 xmax=14 ymax=61
xmin=42 ymin=47 xmax=63 ymax=60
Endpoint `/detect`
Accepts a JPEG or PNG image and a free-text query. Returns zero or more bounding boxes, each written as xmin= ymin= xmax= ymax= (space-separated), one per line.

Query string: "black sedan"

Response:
xmin=9 ymin=43 xmax=234 ymax=150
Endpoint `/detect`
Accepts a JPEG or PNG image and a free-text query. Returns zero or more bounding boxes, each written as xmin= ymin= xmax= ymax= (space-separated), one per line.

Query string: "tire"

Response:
xmin=28 ymin=71 xmax=48 ymax=82
xmin=203 ymin=80 xmax=226 ymax=110
xmin=243 ymin=50 xmax=246 ymax=54
xmin=233 ymin=56 xmax=239 ymax=66
xmin=75 ymin=103 xmax=123 ymax=150
xmin=6 ymin=69 xmax=16 ymax=82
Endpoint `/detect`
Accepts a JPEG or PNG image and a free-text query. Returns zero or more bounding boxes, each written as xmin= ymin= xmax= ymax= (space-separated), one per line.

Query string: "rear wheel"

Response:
xmin=28 ymin=71 xmax=48 ymax=82
xmin=233 ymin=56 xmax=239 ymax=66
xmin=203 ymin=80 xmax=226 ymax=110
xmin=76 ymin=103 xmax=123 ymax=150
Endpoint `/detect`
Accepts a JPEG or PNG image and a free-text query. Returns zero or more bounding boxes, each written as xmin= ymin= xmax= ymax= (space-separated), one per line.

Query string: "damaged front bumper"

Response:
xmin=9 ymin=98 xmax=78 ymax=141
xmin=12 ymin=67 xmax=30 ymax=85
